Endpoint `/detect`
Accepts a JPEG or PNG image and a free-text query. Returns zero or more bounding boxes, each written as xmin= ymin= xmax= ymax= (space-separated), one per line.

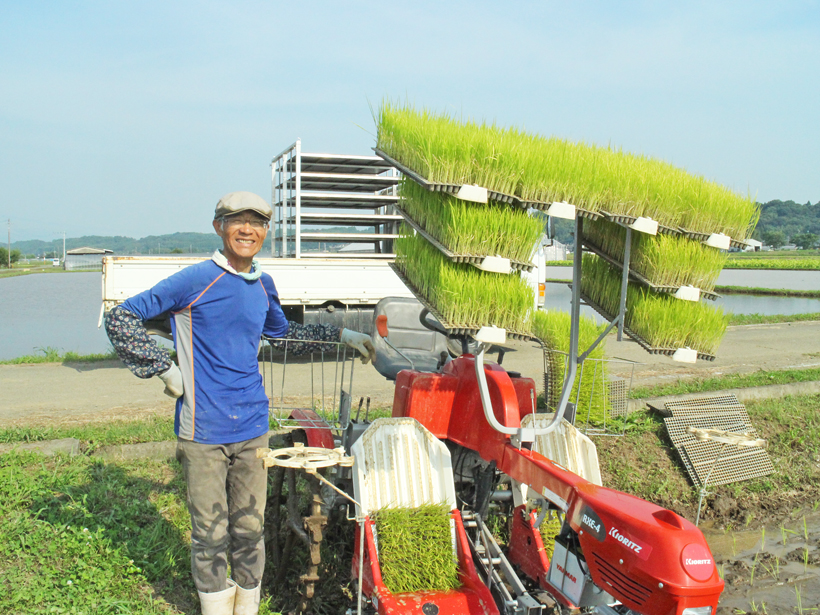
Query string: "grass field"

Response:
xmin=0 ymin=346 xmax=118 ymax=366
xmin=2 ymin=388 xmax=818 ymax=613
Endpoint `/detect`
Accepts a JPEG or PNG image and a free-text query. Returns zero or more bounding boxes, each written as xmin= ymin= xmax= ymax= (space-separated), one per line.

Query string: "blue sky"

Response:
xmin=2 ymin=1 xmax=818 ymax=241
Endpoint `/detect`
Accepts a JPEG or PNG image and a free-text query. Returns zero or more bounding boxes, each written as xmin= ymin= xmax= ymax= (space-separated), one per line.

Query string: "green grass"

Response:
xmin=717 ymin=286 xmax=820 ymax=298
xmin=0 ymin=415 xmax=176 ymax=449
xmin=630 ymin=367 xmax=820 ymax=399
xmin=376 ymin=101 xmax=760 ymax=241
xmin=724 ymin=256 xmax=820 ymax=270
xmin=370 ymin=503 xmax=459 ymax=594
xmin=0 ymin=451 xmax=194 ymax=614
xmin=581 ymin=254 xmax=728 ymax=355
xmin=395 ymin=233 xmax=534 ymax=333
xmin=583 ymin=218 xmax=727 ymax=292
xmin=398 ymin=178 xmax=543 ymax=263
xmin=0 ymin=346 xmax=119 ymax=365
xmin=532 ymin=310 xmax=611 ymax=421
xmin=0 ymin=265 xmax=72 ymax=279
xmin=728 ymin=312 xmax=820 ymax=325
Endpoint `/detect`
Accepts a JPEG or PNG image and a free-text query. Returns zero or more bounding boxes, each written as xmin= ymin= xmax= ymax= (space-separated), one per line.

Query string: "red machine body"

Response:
xmin=391 ymin=356 xmax=724 ymax=615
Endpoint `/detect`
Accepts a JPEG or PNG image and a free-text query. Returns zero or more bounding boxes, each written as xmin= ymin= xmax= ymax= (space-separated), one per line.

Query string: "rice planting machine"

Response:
xmin=259 ymin=228 xmax=724 ymax=615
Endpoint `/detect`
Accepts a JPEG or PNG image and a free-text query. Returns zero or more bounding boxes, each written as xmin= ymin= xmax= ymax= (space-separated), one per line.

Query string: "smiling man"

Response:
xmin=105 ymin=191 xmax=375 ymax=615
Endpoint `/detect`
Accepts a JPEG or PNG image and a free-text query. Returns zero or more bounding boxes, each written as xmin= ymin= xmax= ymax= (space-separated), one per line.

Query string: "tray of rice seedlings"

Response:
xmin=581 ymin=218 xmax=726 ymax=300
xmin=579 ymin=254 xmax=728 ymax=361
xmin=393 ymin=233 xmax=535 ymax=340
xmin=397 ymin=179 xmax=543 ymax=273
xmin=376 ymin=101 xmax=759 ymax=242
xmin=532 ymin=310 xmax=611 ymax=422
xmin=375 ymin=101 xmax=530 ymax=206
xmin=370 ymin=502 xmax=460 ymax=594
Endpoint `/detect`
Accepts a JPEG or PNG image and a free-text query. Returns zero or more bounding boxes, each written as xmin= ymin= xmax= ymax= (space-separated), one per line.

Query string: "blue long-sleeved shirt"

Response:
xmin=106 ymin=257 xmax=339 ymax=444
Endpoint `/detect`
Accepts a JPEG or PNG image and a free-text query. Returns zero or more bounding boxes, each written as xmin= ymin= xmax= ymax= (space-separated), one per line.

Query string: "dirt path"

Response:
xmin=1 ymin=321 xmax=818 ymax=427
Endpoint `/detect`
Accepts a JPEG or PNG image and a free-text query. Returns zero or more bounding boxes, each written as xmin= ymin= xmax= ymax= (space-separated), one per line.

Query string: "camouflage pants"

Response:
xmin=176 ymin=433 xmax=269 ymax=592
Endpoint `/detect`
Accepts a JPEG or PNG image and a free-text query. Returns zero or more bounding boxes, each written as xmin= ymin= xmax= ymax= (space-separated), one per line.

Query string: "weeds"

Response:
xmin=0 ymin=346 xmax=119 ymax=365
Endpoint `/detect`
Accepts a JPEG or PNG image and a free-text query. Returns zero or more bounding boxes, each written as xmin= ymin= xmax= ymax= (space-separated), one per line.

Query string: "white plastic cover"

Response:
xmin=475 ymin=325 xmax=507 ymax=345
xmin=351 ymin=418 xmax=457 ymax=517
xmin=674 ymin=285 xmax=701 ymax=302
xmin=521 ymin=414 xmax=603 ymax=486
xmin=456 ymin=184 xmax=489 ymax=203
xmin=546 ymin=201 xmax=577 ymax=220
xmin=705 ymin=233 xmax=731 ymax=250
xmin=476 ymin=255 xmax=512 ymax=274
xmin=629 ymin=216 xmax=659 ymax=235
xmin=672 ymin=347 xmax=698 ymax=363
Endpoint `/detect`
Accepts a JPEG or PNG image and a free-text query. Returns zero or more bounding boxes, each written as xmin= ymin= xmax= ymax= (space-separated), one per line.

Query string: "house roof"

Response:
xmin=66 ymin=247 xmax=114 ymax=255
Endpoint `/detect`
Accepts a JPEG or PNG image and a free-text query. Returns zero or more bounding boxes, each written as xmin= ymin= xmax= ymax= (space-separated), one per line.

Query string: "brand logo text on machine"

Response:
xmin=555 ymin=564 xmax=577 ymax=585
xmin=608 ymin=527 xmax=646 ymax=555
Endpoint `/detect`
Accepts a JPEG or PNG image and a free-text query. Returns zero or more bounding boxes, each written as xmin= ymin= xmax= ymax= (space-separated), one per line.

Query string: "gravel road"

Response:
xmin=1 ymin=321 xmax=818 ymax=427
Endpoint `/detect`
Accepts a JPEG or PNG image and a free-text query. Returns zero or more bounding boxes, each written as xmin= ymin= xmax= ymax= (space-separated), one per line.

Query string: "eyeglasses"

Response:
xmin=220 ymin=216 xmax=269 ymax=230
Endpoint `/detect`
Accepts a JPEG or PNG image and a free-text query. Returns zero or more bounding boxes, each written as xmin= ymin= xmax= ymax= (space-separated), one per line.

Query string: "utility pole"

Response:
xmin=62 ymin=232 xmax=66 ymax=262
xmin=7 ymin=218 xmax=10 ymax=269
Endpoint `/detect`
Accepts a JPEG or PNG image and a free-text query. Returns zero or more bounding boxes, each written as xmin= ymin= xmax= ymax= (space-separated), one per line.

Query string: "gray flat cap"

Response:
xmin=214 ymin=191 xmax=272 ymax=221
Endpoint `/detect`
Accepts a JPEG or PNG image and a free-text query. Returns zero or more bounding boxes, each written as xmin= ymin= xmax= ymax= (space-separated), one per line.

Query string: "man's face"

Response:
xmin=213 ymin=212 xmax=268 ymax=262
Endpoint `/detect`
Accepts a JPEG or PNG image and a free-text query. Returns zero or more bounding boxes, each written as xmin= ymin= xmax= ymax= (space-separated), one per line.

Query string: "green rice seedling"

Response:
xmin=370 ymin=503 xmax=459 ymax=594
xmin=398 ymin=179 xmax=543 ymax=264
xmin=376 ymin=102 xmax=760 ymax=240
xmin=583 ymin=218 xmax=728 ymax=292
xmin=395 ymin=233 xmax=534 ymax=333
xmin=532 ymin=310 xmax=611 ymax=422
xmin=580 ymin=254 xmax=729 ymax=356
xmin=539 ymin=515 xmax=563 ymax=561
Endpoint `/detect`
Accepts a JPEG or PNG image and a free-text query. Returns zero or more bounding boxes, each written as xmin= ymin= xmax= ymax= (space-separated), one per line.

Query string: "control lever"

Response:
xmin=375 ymin=315 xmax=415 ymax=371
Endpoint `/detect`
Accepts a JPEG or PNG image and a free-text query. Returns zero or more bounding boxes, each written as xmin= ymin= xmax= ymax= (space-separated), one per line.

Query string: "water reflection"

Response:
xmin=0 ymin=271 xmax=817 ymax=361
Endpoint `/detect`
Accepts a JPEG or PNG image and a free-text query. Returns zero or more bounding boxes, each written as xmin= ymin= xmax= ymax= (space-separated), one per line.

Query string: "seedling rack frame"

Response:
xmin=388 ymin=262 xmax=537 ymax=341
xmin=394 ymin=204 xmax=535 ymax=273
xmin=581 ymin=237 xmax=720 ymax=302
xmin=577 ymin=288 xmax=717 ymax=362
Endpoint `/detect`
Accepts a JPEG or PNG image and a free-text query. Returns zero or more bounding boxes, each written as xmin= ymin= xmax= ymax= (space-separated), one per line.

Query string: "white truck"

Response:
xmin=100 ymin=141 xmax=548 ymax=334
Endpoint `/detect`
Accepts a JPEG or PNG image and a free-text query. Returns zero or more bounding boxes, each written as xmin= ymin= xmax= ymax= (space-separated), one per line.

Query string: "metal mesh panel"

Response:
xmin=607 ymin=377 xmax=629 ymax=417
xmin=541 ymin=349 xmax=635 ymax=437
xmin=681 ymin=441 xmax=774 ymax=487
xmin=663 ymin=400 xmax=774 ymax=487
xmin=664 ymin=394 xmax=746 ymax=415
xmin=664 ymin=413 xmax=753 ymax=445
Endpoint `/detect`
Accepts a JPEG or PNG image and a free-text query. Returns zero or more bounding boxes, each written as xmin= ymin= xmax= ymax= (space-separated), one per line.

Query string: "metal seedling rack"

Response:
xmin=387 ymin=263 xmax=538 ymax=342
xmin=375 ymin=147 xmax=610 ymax=225
xmin=260 ymin=337 xmax=360 ymax=433
xmin=581 ymin=238 xmax=720 ymax=302
xmin=273 ymin=140 xmax=402 ymax=259
xmin=542 ymin=348 xmax=637 ymax=437
xmin=394 ymin=204 xmax=535 ymax=273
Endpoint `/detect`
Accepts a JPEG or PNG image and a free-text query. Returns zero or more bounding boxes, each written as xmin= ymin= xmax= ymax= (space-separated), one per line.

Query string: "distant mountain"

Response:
xmin=753 ymin=200 xmax=819 ymax=240
xmin=11 ymin=228 xmax=368 ymax=257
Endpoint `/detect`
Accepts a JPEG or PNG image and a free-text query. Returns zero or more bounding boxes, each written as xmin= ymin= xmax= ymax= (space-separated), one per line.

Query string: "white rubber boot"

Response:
xmin=233 ymin=582 xmax=261 ymax=615
xmin=198 ymin=579 xmax=236 ymax=615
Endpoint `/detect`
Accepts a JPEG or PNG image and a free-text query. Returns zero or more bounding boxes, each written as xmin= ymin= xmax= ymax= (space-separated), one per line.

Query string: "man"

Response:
xmin=105 ymin=191 xmax=375 ymax=615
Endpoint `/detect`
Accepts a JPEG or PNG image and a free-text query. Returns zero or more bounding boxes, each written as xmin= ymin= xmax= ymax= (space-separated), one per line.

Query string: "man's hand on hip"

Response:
xmin=340 ymin=329 xmax=377 ymax=364
xmin=159 ymin=363 xmax=184 ymax=398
